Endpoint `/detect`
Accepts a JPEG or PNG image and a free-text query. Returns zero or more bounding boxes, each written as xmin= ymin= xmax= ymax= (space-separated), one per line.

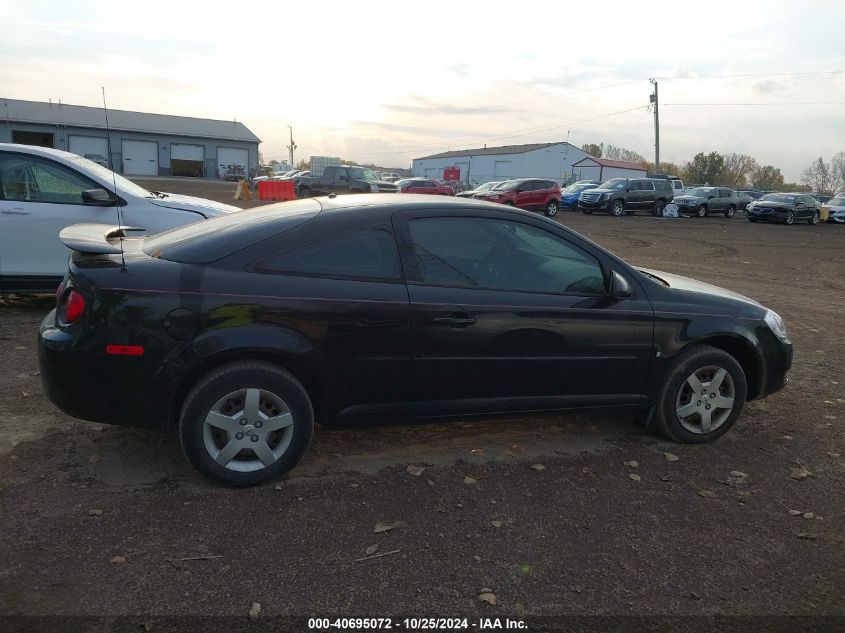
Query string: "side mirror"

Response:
xmin=82 ymin=188 xmax=115 ymax=205
xmin=611 ymin=271 xmax=632 ymax=299
xmin=707 ymin=195 xmax=715 ymax=199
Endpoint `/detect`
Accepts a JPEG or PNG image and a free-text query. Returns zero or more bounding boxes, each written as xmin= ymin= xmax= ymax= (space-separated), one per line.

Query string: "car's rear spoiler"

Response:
xmin=59 ymin=224 xmax=146 ymax=254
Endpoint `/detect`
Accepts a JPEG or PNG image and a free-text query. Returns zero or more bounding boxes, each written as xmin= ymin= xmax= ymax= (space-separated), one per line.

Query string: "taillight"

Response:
xmin=58 ymin=290 xmax=86 ymax=325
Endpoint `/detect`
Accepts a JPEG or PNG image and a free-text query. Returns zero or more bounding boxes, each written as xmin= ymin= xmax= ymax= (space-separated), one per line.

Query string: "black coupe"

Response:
xmin=39 ymin=195 xmax=793 ymax=486
xmin=746 ymin=193 xmax=822 ymax=225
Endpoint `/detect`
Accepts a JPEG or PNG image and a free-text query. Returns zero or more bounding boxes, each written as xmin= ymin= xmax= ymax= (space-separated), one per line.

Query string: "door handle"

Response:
xmin=433 ymin=315 xmax=476 ymax=328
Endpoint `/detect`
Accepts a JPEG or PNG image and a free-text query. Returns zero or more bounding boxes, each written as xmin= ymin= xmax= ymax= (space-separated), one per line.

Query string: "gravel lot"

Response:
xmin=1 ymin=180 xmax=843 ymax=624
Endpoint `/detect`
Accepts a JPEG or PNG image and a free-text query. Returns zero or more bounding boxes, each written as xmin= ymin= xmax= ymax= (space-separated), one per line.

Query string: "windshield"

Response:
xmin=688 ymin=187 xmax=715 ymax=197
xmin=563 ymin=183 xmax=593 ymax=194
xmin=395 ymin=179 xmax=413 ymax=187
xmin=65 ymin=153 xmax=153 ymax=199
xmin=760 ymin=193 xmax=798 ymax=203
xmin=475 ymin=182 xmax=499 ymax=192
xmin=350 ymin=167 xmax=379 ymax=181
xmin=599 ymin=179 xmax=627 ymax=190
xmin=496 ymin=180 xmax=521 ymax=191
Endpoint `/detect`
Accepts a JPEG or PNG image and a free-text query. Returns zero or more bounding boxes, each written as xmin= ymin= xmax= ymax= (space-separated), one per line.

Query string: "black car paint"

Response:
xmin=38 ymin=195 xmax=792 ymax=432
xmin=746 ymin=195 xmax=821 ymax=224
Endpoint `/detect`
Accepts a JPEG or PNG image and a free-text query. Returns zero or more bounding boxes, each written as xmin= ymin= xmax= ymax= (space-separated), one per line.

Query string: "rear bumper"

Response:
xmin=38 ymin=309 xmax=169 ymax=430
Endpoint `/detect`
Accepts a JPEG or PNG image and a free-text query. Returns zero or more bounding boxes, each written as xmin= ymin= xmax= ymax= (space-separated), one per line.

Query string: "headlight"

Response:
xmin=764 ymin=309 xmax=788 ymax=341
xmin=601 ymin=192 xmax=610 ymax=199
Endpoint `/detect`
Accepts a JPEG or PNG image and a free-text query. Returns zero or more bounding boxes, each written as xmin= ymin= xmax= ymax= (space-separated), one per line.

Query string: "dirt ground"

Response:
xmin=1 ymin=180 xmax=843 ymax=626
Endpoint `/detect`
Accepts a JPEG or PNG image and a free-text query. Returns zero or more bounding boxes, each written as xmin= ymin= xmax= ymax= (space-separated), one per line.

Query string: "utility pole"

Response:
xmin=649 ymin=79 xmax=660 ymax=174
xmin=287 ymin=124 xmax=297 ymax=168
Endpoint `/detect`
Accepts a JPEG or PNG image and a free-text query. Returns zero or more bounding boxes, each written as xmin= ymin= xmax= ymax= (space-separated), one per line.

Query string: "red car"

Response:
xmin=476 ymin=178 xmax=562 ymax=216
xmin=396 ymin=178 xmax=455 ymax=196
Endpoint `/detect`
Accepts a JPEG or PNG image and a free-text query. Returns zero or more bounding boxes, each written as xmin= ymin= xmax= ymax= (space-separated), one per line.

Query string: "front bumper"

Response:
xmin=578 ymin=198 xmax=609 ymax=210
xmin=755 ymin=328 xmax=793 ymax=399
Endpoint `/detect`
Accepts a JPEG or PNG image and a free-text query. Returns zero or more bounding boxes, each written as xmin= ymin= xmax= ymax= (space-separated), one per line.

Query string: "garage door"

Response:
xmin=217 ymin=147 xmax=249 ymax=179
xmin=122 ymin=140 xmax=158 ymax=176
xmin=171 ymin=143 xmax=204 ymax=178
xmin=68 ymin=135 xmax=109 ymax=166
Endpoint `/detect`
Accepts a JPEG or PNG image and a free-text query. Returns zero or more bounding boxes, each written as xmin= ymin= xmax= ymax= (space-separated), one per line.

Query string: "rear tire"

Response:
xmin=809 ymin=211 xmax=820 ymax=225
xmin=724 ymin=205 xmax=736 ymax=218
xmin=178 ymin=361 xmax=314 ymax=487
xmin=545 ymin=199 xmax=559 ymax=217
xmin=654 ymin=200 xmax=666 ymax=216
xmin=652 ymin=345 xmax=747 ymax=444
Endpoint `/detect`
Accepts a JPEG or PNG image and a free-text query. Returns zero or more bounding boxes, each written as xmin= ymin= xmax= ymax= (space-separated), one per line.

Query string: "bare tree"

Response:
xmin=802 ymin=157 xmax=834 ymax=195
xmin=604 ymin=145 xmax=646 ymax=164
xmin=830 ymin=151 xmax=845 ymax=193
xmin=721 ymin=153 xmax=759 ymax=187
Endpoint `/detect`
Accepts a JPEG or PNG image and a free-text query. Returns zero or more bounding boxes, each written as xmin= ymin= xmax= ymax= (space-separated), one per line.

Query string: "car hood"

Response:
xmin=675 ymin=195 xmax=705 ymax=202
xmin=581 ymin=188 xmax=614 ymax=194
xmin=148 ymin=193 xmax=240 ymax=217
xmin=638 ymin=267 xmax=762 ymax=307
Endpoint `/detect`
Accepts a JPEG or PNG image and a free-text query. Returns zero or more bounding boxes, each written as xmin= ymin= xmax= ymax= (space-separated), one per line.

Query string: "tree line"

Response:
xmin=580 ymin=143 xmax=845 ymax=194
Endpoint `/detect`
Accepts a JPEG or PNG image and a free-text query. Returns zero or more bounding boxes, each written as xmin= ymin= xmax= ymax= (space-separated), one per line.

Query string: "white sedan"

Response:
xmin=0 ymin=143 xmax=239 ymax=293
xmin=823 ymin=195 xmax=845 ymax=223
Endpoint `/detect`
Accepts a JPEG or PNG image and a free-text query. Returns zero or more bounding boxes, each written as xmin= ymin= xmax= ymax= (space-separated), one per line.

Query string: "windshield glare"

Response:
xmin=564 ymin=183 xmax=593 ymax=194
xmin=475 ymin=182 xmax=498 ymax=192
xmin=350 ymin=168 xmax=379 ymax=181
xmin=496 ymin=180 xmax=521 ymax=191
xmin=66 ymin=154 xmax=153 ymax=198
xmin=760 ymin=193 xmax=798 ymax=203
xmin=600 ymin=179 xmax=627 ymax=190
xmin=688 ymin=187 xmax=715 ymax=197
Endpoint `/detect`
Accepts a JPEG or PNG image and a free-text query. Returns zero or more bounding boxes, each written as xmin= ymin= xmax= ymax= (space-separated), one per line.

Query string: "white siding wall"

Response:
xmin=601 ymin=166 xmax=647 ymax=179
xmin=412 ymin=144 xmax=591 ymax=185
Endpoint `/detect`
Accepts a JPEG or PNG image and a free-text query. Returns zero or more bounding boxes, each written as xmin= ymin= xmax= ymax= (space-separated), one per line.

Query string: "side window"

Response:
xmin=673 ymin=181 xmax=683 ymax=190
xmin=335 ymin=168 xmax=349 ymax=182
xmin=628 ymin=181 xmax=641 ymax=191
xmin=407 ymin=217 xmax=606 ymax=295
xmin=258 ymin=227 xmax=401 ymax=280
xmin=641 ymin=181 xmax=655 ymax=191
xmin=0 ymin=154 xmax=95 ymax=204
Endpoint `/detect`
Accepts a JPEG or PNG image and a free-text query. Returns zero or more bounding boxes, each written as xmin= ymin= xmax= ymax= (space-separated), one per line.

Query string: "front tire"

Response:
xmin=611 ymin=200 xmax=625 ymax=216
xmin=179 ymin=361 xmax=314 ymax=486
xmin=545 ymin=199 xmax=559 ymax=217
xmin=724 ymin=205 xmax=736 ymax=218
xmin=785 ymin=210 xmax=795 ymax=225
xmin=653 ymin=345 xmax=747 ymax=443
xmin=298 ymin=186 xmax=311 ymax=198
xmin=696 ymin=205 xmax=707 ymax=218
xmin=581 ymin=208 xmax=593 ymax=215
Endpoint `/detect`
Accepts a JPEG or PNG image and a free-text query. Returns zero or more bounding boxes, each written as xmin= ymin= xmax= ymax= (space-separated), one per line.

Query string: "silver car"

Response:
xmin=823 ymin=195 xmax=845 ymax=223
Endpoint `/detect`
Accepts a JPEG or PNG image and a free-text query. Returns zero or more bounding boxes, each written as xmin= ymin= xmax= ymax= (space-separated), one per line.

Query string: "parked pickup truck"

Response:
xmin=297 ymin=165 xmax=398 ymax=197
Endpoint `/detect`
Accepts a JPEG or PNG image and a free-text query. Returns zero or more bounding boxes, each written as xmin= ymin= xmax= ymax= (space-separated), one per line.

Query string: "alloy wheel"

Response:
xmin=612 ymin=201 xmax=625 ymax=216
xmin=675 ymin=366 xmax=736 ymax=434
xmin=202 ymin=388 xmax=294 ymax=472
xmin=697 ymin=205 xmax=707 ymax=218
xmin=786 ymin=210 xmax=795 ymax=225
xmin=546 ymin=200 xmax=558 ymax=216
xmin=725 ymin=206 xmax=736 ymax=218
xmin=811 ymin=211 xmax=820 ymax=225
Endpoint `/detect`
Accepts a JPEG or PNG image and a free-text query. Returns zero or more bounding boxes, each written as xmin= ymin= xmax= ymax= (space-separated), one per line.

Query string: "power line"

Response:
xmin=345 ymin=105 xmax=650 ymax=156
xmin=664 ymin=102 xmax=845 ymax=106
xmin=655 ymin=70 xmax=845 ymax=80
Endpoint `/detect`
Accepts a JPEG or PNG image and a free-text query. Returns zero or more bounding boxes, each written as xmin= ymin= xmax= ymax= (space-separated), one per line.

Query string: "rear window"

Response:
xmin=143 ymin=199 xmax=321 ymax=264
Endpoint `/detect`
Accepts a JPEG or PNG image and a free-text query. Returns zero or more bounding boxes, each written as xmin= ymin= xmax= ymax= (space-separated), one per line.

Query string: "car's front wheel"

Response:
xmin=298 ymin=186 xmax=311 ymax=198
xmin=785 ymin=210 xmax=796 ymax=225
xmin=653 ymin=345 xmax=747 ymax=443
xmin=696 ymin=205 xmax=707 ymax=218
xmin=725 ymin=205 xmax=736 ymax=218
xmin=179 ymin=361 xmax=314 ymax=486
xmin=611 ymin=200 xmax=625 ymax=216
xmin=545 ymin=199 xmax=559 ymax=217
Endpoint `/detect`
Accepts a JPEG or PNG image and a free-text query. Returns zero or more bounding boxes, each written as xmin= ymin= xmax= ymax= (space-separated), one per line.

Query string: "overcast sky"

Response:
xmin=1 ymin=0 xmax=843 ymax=180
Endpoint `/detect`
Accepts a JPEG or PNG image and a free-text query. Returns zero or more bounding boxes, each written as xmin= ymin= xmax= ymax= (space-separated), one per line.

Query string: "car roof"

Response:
xmin=0 ymin=142 xmax=80 ymax=161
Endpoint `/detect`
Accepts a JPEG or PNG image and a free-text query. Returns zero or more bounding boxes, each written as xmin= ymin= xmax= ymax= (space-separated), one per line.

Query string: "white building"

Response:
xmin=570 ymin=157 xmax=647 ymax=182
xmin=412 ymin=142 xmax=591 ymax=186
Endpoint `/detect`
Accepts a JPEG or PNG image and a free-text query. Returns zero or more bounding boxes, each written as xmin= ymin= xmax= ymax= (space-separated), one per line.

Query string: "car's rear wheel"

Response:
xmin=654 ymin=200 xmax=666 ymax=216
xmin=785 ymin=210 xmax=795 ymax=225
xmin=179 ymin=361 xmax=314 ymax=486
xmin=545 ymin=199 xmax=559 ymax=217
xmin=696 ymin=205 xmax=707 ymax=218
xmin=809 ymin=210 xmax=820 ymax=225
xmin=653 ymin=345 xmax=747 ymax=443
xmin=725 ymin=205 xmax=736 ymax=218
xmin=611 ymin=200 xmax=625 ymax=216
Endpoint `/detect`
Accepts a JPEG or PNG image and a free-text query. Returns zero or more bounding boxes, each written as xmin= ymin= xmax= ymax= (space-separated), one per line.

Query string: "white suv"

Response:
xmin=0 ymin=144 xmax=240 ymax=293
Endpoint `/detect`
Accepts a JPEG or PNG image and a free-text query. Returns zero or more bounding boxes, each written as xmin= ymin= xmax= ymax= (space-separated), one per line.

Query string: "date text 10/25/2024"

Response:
xmin=307 ymin=618 xmax=528 ymax=630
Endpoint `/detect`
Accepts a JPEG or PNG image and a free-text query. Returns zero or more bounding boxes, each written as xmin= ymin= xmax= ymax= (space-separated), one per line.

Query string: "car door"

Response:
xmin=514 ymin=181 xmax=536 ymax=208
xmin=332 ymin=167 xmax=350 ymax=193
xmin=394 ymin=210 xmax=654 ymax=414
xmin=0 ymin=151 xmax=119 ymax=290
xmin=797 ymin=196 xmax=812 ymax=219
xmin=639 ymin=180 xmax=655 ymax=208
